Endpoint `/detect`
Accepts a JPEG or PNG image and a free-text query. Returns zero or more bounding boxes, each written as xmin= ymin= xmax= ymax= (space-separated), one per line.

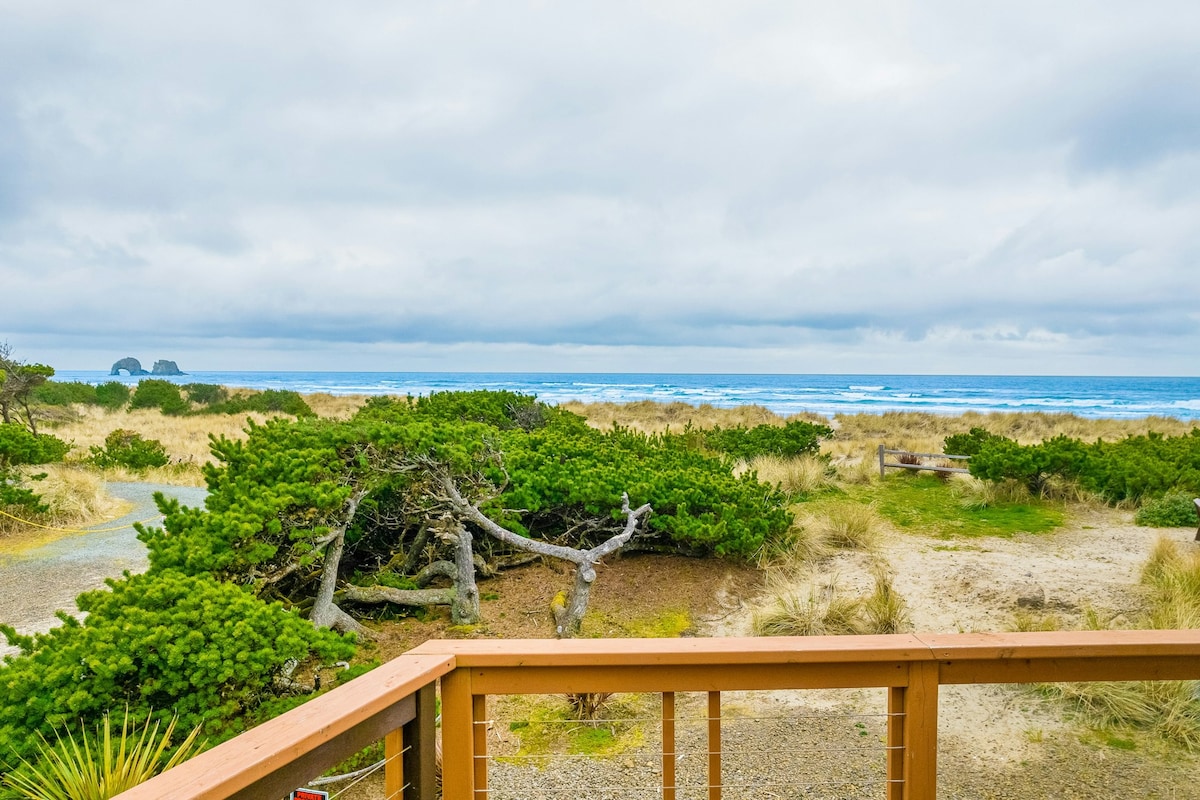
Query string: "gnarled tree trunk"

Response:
xmin=440 ymin=476 xmax=651 ymax=637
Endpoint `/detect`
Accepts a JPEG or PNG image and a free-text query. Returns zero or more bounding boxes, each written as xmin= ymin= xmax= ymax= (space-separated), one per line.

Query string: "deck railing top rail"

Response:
xmin=111 ymin=653 xmax=453 ymax=800
xmin=411 ymin=628 xmax=1200 ymax=669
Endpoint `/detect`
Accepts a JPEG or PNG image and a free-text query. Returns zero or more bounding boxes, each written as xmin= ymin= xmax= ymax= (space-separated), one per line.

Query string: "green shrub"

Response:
xmin=182 ymin=383 xmax=228 ymax=406
xmin=93 ymin=382 xmax=131 ymax=410
xmin=699 ymin=420 xmax=832 ymax=461
xmin=0 ymin=423 xmax=71 ymax=513
xmin=31 ymin=381 xmax=97 ymax=406
xmin=944 ymin=427 xmax=1007 ymax=457
xmin=129 ymin=380 xmax=188 ymax=416
xmin=1135 ymin=491 xmax=1200 ymax=528
xmin=204 ymin=389 xmax=313 ymax=418
xmin=88 ymin=430 xmax=170 ymax=470
xmin=0 ymin=571 xmax=355 ymax=767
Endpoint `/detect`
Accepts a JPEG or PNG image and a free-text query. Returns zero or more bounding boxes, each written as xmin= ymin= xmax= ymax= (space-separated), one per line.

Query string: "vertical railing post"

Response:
xmin=385 ymin=682 xmax=437 ymax=800
xmin=902 ymin=661 xmax=939 ymax=799
xmin=879 ymin=444 xmax=886 ymax=478
xmin=662 ymin=692 xmax=676 ymax=800
xmin=707 ymin=691 xmax=721 ymax=800
xmin=440 ymin=667 xmax=475 ymax=800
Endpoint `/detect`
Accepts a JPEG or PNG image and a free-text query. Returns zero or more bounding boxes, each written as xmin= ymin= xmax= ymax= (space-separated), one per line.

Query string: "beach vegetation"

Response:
xmin=752 ymin=565 xmax=908 ymax=636
xmin=957 ymin=429 xmax=1200 ymax=504
xmin=0 ymin=570 xmax=353 ymax=769
xmin=2 ymin=709 xmax=201 ymax=800
xmin=87 ymin=430 xmax=170 ymax=471
xmin=1134 ymin=491 xmax=1200 ymax=528
xmin=1032 ymin=538 xmax=1200 ymax=749
xmin=0 ymin=423 xmax=71 ymax=517
xmin=136 ymin=391 xmax=791 ymax=638
xmin=129 ymin=380 xmax=189 ymax=416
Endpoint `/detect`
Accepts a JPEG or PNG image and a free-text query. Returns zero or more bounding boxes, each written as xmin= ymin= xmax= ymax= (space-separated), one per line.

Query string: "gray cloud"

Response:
xmin=4 ymin=2 xmax=1200 ymax=374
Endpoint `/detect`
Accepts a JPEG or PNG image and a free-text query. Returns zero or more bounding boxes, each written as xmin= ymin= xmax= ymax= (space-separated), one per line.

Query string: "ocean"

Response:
xmin=53 ymin=371 xmax=1200 ymax=420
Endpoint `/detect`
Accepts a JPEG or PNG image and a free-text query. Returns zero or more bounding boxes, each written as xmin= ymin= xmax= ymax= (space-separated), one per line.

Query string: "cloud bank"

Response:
xmin=4 ymin=2 xmax=1199 ymax=374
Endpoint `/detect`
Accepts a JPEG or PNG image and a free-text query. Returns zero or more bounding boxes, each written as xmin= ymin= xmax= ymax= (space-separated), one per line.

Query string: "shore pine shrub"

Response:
xmin=31 ymin=381 xmax=97 ymax=407
xmin=129 ymin=380 xmax=189 ymax=416
xmin=203 ymin=389 xmax=313 ymax=418
xmin=0 ymin=571 xmax=354 ymax=768
xmin=966 ymin=428 xmax=1200 ymax=503
xmin=182 ymin=383 xmax=228 ymax=407
xmin=697 ymin=420 xmax=832 ymax=461
xmin=0 ymin=423 xmax=71 ymax=513
xmin=943 ymin=427 xmax=1007 ymax=457
xmin=87 ymin=430 xmax=170 ymax=471
xmin=1135 ymin=491 xmax=1200 ymax=528
xmin=93 ymin=381 xmax=131 ymax=410
xmin=142 ymin=392 xmax=792 ymax=625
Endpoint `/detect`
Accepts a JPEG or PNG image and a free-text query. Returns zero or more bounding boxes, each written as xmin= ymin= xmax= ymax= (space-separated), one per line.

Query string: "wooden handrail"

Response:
xmin=111 ymin=653 xmax=453 ymax=800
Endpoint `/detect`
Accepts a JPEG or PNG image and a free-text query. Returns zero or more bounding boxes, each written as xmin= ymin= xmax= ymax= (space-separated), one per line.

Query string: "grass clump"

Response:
xmin=812 ymin=501 xmax=887 ymax=550
xmin=502 ymin=695 xmax=645 ymax=762
xmin=752 ymin=566 xmax=909 ymax=636
xmin=747 ymin=454 xmax=835 ymax=498
xmin=1036 ymin=538 xmax=1200 ymax=750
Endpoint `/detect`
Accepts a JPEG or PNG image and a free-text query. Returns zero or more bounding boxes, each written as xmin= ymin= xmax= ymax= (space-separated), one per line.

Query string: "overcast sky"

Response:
xmin=4 ymin=2 xmax=1199 ymax=375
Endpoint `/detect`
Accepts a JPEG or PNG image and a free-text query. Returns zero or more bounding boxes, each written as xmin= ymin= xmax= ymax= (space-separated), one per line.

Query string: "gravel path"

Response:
xmin=0 ymin=482 xmax=207 ymax=657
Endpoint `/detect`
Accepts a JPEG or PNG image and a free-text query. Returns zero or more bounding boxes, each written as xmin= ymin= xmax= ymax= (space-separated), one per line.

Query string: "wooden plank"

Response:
xmin=410 ymin=635 xmax=933 ymax=667
xmin=112 ymin=654 xmax=453 ymax=800
xmin=663 ymin=692 xmax=676 ymax=800
xmin=883 ymin=450 xmax=969 ymax=460
xmin=405 ymin=684 xmax=438 ymax=800
xmin=902 ymin=662 xmax=938 ymax=800
xmin=883 ymin=462 xmax=971 ymax=474
xmin=440 ymin=667 xmax=475 ymax=800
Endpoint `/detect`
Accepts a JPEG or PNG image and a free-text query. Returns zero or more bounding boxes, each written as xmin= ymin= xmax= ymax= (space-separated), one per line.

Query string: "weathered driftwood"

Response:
xmin=441 ymin=476 xmax=651 ymax=637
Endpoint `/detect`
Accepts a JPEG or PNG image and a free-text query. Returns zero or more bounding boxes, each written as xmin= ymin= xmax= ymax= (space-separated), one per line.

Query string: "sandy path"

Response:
xmin=0 ymin=482 xmax=207 ymax=658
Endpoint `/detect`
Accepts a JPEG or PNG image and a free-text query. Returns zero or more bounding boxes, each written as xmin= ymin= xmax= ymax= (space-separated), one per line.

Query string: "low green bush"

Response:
xmin=698 ymin=419 xmax=832 ymax=461
xmin=94 ymin=381 xmax=131 ymax=410
xmin=0 ymin=571 xmax=355 ymax=767
xmin=31 ymin=381 xmax=97 ymax=406
xmin=182 ymin=383 xmax=228 ymax=406
xmin=1135 ymin=491 xmax=1200 ymax=528
xmin=88 ymin=429 xmax=170 ymax=470
xmin=129 ymin=380 xmax=189 ymax=416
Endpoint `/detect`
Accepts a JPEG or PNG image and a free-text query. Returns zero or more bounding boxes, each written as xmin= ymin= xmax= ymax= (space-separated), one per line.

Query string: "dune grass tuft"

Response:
xmin=1032 ymin=537 xmax=1200 ymax=750
xmin=805 ymin=500 xmax=887 ymax=551
xmin=752 ymin=565 xmax=909 ymax=637
xmin=746 ymin=454 xmax=835 ymax=497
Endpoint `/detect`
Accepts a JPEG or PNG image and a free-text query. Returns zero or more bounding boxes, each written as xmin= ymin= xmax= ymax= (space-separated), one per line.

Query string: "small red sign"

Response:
xmin=291 ymin=791 xmax=328 ymax=800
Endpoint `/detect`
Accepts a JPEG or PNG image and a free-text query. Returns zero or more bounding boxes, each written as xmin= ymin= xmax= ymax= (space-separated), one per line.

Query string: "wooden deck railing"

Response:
xmin=114 ymin=630 xmax=1200 ymax=800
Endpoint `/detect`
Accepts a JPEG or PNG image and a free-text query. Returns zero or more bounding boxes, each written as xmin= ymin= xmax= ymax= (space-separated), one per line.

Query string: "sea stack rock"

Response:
xmin=110 ymin=357 xmax=150 ymax=376
xmin=151 ymin=359 xmax=185 ymax=376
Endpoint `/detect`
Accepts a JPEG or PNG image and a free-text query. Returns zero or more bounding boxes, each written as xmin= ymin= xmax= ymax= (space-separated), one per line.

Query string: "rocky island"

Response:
xmin=109 ymin=357 xmax=186 ymax=376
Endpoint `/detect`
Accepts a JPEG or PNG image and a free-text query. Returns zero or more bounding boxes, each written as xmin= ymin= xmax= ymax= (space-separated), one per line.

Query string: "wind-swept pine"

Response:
xmin=140 ymin=391 xmax=792 ymax=636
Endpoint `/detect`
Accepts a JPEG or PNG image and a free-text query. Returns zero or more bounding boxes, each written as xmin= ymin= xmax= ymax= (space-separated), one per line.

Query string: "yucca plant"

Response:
xmin=3 ymin=710 xmax=202 ymax=800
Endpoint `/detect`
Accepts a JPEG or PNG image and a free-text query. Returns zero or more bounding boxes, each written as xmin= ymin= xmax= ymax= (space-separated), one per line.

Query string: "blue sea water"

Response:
xmin=53 ymin=371 xmax=1200 ymax=420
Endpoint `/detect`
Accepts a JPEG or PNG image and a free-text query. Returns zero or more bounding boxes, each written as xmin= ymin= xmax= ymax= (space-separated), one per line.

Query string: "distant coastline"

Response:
xmin=52 ymin=371 xmax=1200 ymax=421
